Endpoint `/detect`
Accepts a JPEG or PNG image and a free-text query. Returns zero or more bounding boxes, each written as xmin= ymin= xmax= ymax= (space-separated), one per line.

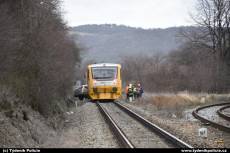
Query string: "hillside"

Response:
xmin=70 ymin=24 xmax=192 ymax=63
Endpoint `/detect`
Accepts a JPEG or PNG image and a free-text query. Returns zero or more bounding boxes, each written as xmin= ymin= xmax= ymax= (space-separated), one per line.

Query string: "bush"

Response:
xmin=121 ymin=43 xmax=230 ymax=93
xmin=0 ymin=0 xmax=81 ymax=116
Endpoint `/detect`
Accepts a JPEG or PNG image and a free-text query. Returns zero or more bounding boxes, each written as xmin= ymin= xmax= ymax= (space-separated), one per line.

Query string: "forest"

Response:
xmin=122 ymin=0 xmax=230 ymax=93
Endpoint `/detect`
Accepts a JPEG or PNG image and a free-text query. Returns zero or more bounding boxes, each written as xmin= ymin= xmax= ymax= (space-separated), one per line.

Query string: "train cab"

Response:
xmin=86 ymin=63 xmax=122 ymax=101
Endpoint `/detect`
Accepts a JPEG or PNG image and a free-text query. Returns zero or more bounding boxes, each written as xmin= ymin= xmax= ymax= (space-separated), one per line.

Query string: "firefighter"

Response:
xmin=133 ymin=85 xmax=138 ymax=99
xmin=127 ymin=84 xmax=134 ymax=102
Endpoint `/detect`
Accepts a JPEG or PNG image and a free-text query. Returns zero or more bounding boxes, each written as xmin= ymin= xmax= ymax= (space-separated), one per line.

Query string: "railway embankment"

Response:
xmin=0 ymin=88 xmax=67 ymax=148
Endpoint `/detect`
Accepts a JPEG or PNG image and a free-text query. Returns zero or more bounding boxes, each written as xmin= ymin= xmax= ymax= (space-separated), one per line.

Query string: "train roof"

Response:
xmin=88 ymin=63 xmax=121 ymax=68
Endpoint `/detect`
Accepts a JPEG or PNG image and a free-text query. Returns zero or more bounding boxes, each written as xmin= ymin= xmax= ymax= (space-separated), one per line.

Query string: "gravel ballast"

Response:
xmin=56 ymin=102 xmax=119 ymax=148
xmin=102 ymin=102 xmax=172 ymax=148
xmin=121 ymin=101 xmax=230 ymax=148
xmin=198 ymin=105 xmax=230 ymax=127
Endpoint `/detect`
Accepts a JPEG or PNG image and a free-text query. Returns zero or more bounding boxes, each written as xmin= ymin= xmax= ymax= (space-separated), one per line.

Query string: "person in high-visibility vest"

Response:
xmin=133 ymin=85 xmax=138 ymax=99
xmin=127 ymin=84 xmax=134 ymax=101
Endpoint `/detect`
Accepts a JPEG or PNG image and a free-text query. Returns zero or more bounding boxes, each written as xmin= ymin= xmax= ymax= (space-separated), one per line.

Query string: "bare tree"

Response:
xmin=179 ymin=0 xmax=230 ymax=92
xmin=187 ymin=0 xmax=230 ymax=60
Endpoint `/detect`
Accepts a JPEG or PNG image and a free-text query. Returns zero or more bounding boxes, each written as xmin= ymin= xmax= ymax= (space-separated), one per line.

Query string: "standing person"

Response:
xmin=137 ymin=83 xmax=144 ymax=98
xmin=133 ymin=85 xmax=138 ymax=100
xmin=127 ymin=84 xmax=134 ymax=102
xmin=125 ymin=84 xmax=129 ymax=100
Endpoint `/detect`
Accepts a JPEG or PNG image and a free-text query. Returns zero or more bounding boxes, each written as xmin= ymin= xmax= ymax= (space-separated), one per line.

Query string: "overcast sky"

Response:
xmin=61 ymin=0 xmax=196 ymax=29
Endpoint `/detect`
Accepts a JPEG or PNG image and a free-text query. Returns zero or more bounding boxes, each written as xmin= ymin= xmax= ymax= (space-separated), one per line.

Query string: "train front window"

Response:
xmin=92 ymin=67 xmax=117 ymax=80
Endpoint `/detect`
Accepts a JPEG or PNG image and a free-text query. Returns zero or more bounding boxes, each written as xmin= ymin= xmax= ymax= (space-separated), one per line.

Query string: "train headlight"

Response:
xmin=93 ymin=80 xmax=97 ymax=86
xmin=112 ymin=80 xmax=117 ymax=85
xmin=112 ymin=87 xmax=118 ymax=93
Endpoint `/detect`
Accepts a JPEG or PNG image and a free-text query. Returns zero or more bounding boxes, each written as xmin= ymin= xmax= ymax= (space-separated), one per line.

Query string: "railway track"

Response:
xmin=192 ymin=102 xmax=230 ymax=132
xmin=217 ymin=105 xmax=230 ymax=121
xmin=96 ymin=101 xmax=192 ymax=148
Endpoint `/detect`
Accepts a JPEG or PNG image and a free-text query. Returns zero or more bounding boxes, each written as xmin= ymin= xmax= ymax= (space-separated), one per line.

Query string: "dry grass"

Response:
xmin=132 ymin=92 xmax=230 ymax=118
xmin=150 ymin=92 xmax=230 ymax=110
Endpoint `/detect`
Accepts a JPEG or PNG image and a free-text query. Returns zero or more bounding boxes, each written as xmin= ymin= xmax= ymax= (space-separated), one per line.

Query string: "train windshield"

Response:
xmin=92 ymin=67 xmax=117 ymax=80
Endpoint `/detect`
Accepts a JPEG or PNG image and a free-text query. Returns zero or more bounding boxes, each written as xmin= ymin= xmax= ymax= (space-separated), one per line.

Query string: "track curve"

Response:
xmin=217 ymin=105 xmax=230 ymax=121
xmin=192 ymin=102 xmax=230 ymax=132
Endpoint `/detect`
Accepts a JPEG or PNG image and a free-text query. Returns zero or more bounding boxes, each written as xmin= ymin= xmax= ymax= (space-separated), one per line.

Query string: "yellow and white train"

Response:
xmin=86 ymin=63 xmax=122 ymax=101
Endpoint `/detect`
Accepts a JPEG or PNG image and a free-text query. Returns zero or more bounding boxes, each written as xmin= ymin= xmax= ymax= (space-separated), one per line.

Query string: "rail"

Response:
xmin=217 ymin=105 xmax=230 ymax=121
xmin=114 ymin=102 xmax=193 ymax=148
xmin=96 ymin=102 xmax=135 ymax=148
xmin=192 ymin=102 xmax=230 ymax=132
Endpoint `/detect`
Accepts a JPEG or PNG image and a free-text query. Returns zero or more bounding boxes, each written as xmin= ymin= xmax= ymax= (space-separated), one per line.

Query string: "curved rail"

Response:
xmin=114 ymin=102 xmax=193 ymax=148
xmin=192 ymin=102 xmax=230 ymax=132
xmin=96 ymin=102 xmax=135 ymax=148
xmin=217 ymin=105 xmax=230 ymax=121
